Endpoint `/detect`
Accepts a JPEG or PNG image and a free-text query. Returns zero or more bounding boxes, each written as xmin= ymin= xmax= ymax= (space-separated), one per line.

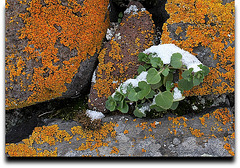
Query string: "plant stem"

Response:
xmin=169 ymin=66 xmax=188 ymax=71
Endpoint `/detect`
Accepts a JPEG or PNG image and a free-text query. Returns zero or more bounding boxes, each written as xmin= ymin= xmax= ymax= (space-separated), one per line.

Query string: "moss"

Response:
xmin=161 ymin=0 xmax=235 ymax=96
xmin=5 ymin=0 xmax=110 ymax=110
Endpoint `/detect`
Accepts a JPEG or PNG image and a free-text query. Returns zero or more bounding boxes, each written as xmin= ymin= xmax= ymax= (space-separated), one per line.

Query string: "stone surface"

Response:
xmin=5 ymin=107 xmax=235 ymax=157
xmin=5 ymin=0 xmax=109 ymax=110
xmin=88 ymin=1 xmax=155 ymax=112
xmin=161 ymin=0 xmax=235 ymax=97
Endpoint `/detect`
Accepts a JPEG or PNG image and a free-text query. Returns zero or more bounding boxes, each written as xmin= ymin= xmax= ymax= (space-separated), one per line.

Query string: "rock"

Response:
xmin=88 ymin=1 xmax=155 ymax=112
xmin=5 ymin=107 xmax=235 ymax=157
xmin=172 ymin=137 xmax=181 ymax=146
xmin=161 ymin=0 xmax=235 ymax=97
xmin=5 ymin=0 xmax=110 ymax=110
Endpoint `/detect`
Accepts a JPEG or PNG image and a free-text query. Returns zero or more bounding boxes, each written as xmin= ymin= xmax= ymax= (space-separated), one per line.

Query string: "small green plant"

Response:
xmin=118 ymin=12 xmax=123 ymax=23
xmin=105 ymin=52 xmax=209 ymax=118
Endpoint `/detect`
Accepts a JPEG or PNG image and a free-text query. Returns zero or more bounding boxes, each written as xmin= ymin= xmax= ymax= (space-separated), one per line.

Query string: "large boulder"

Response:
xmin=161 ymin=0 xmax=235 ymax=97
xmin=5 ymin=0 xmax=110 ymax=110
xmin=88 ymin=1 xmax=155 ymax=112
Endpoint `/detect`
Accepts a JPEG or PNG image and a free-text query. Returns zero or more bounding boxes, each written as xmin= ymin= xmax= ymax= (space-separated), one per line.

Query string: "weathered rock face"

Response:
xmin=5 ymin=0 xmax=110 ymax=110
xmin=88 ymin=1 xmax=155 ymax=112
xmin=5 ymin=107 xmax=235 ymax=157
xmin=161 ymin=0 xmax=235 ymax=97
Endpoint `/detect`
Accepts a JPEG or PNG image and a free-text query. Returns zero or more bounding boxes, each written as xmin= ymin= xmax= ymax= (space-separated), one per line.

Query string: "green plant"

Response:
xmin=118 ymin=12 xmax=123 ymax=24
xmin=105 ymin=52 xmax=209 ymax=118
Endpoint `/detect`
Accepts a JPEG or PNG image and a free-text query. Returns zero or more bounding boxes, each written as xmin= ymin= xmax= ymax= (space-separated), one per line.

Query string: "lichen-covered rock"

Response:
xmin=161 ymin=0 xmax=235 ymax=96
xmin=5 ymin=107 xmax=235 ymax=157
xmin=5 ymin=0 xmax=110 ymax=110
xmin=88 ymin=1 xmax=155 ymax=112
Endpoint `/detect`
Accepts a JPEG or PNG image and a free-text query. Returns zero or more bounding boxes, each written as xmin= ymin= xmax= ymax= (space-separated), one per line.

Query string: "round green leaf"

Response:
xmin=170 ymin=101 xmax=179 ymax=110
xmin=105 ymin=97 xmax=116 ymax=111
xmin=133 ymin=107 xmax=146 ymax=118
xmin=117 ymin=100 xmax=129 ymax=113
xmin=137 ymin=65 xmax=146 ymax=74
xmin=147 ymin=68 xmax=161 ymax=84
xmin=150 ymin=57 xmax=163 ymax=68
xmin=166 ymin=81 xmax=174 ymax=91
xmin=162 ymin=67 xmax=170 ymax=76
xmin=118 ymin=12 xmax=123 ymax=18
xmin=138 ymin=53 xmax=147 ymax=62
xmin=145 ymin=90 xmax=156 ymax=99
xmin=170 ymin=53 xmax=182 ymax=69
xmin=198 ymin=64 xmax=210 ymax=76
xmin=150 ymin=104 xmax=165 ymax=112
xmin=182 ymin=68 xmax=193 ymax=81
xmin=155 ymin=91 xmax=173 ymax=109
xmin=113 ymin=91 xmax=124 ymax=101
xmin=137 ymin=81 xmax=151 ymax=99
xmin=193 ymin=77 xmax=201 ymax=86
xmin=151 ymin=79 xmax=163 ymax=90
xmin=178 ymin=79 xmax=194 ymax=91
xmin=128 ymin=89 xmax=138 ymax=102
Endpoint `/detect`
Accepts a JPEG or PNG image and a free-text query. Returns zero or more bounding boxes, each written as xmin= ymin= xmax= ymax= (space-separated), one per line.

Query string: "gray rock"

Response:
xmin=5 ymin=0 xmax=109 ymax=110
xmin=6 ymin=107 xmax=235 ymax=157
xmin=172 ymin=138 xmax=181 ymax=146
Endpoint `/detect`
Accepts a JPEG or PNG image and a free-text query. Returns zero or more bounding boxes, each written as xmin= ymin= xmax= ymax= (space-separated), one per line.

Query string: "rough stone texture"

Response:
xmin=88 ymin=1 xmax=155 ymax=112
xmin=161 ymin=0 xmax=235 ymax=97
xmin=5 ymin=0 xmax=109 ymax=110
xmin=5 ymin=107 xmax=235 ymax=157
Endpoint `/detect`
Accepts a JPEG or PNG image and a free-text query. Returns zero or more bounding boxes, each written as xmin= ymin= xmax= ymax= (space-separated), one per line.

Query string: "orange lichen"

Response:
xmin=90 ymin=7 xmax=155 ymax=103
xmin=199 ymin=113 xmax=210 ymax=126
xmin=175 ymin=26 xmax=182 ymax=35
xmin=212 ymin=108 xmax=231 ymax=125
xmin=123 ymin=130 xmax=129 ymax=134
xmin=73 ymin=121 xmax=116 ymax=152
xmin=6 ymin=0 xmax=109 ymax=110
xmin=142 ymin=148 xmax=146 ymax=153
xmin=224 ymin=143 xmax=234 ymax=156
xmin=5 ymin=125 xmax=65 ymax=156
xmin=136 ymin=122 xmax=148 ymax=130
xmin=161 ymin=0 xmax=235 ymax=96
xmin=168 ymin=116 xmax=188 ymax=127
xmin=6 ymin=121 xmax=118 ymax=157
xmin=110 ymin=146 xmax=119 ymax=154
xmin=189 ymin=127 xmax=204 ymax=137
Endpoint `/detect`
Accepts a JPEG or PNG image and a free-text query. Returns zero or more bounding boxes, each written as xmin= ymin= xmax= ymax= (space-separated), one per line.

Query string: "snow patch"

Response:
xmin=116 ymin=71 xmax=148 ymax=94
xmin=91 ymin=70 xmax=96 ymax=83
xmin=86 ymin=109 xmax=105 ymax=121
xmin=173 ymin=87 xmax=183 ymax=100
xmin=106 ymin=28 xmax=115 ymax=40
xmin=124 ymin=5 xmax=138 ymax=15
xmin=143 ymin=44 xmax=202 ymax=72
xmin=139 ymin=104 xmax=150 ymax=114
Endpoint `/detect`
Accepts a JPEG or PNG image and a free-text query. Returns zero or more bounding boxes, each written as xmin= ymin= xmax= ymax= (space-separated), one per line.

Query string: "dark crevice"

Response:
xmin=110 ymin=0 xmax=169 ymax=33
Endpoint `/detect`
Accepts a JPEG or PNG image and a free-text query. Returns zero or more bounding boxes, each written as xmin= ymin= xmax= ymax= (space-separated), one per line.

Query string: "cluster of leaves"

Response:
xmin=106 ymin=52 xmax=209 ymax=118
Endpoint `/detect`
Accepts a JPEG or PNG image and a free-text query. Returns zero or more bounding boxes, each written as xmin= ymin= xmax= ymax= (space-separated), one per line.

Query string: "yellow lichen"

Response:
xmin=161 ymin=0 xmax=235 ymax=96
